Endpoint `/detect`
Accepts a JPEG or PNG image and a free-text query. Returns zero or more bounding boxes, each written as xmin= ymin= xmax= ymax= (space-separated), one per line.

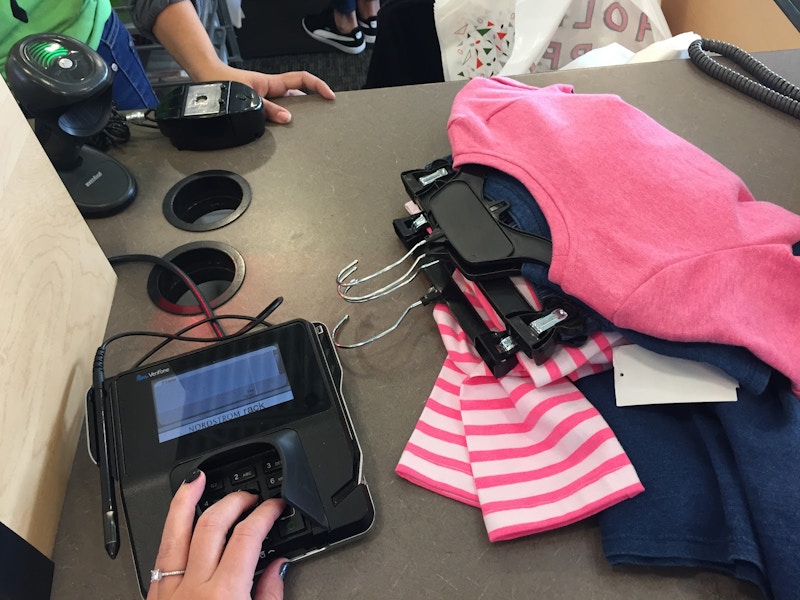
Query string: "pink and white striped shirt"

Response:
xmin=396 ymin=273 xmax=643 ymax=541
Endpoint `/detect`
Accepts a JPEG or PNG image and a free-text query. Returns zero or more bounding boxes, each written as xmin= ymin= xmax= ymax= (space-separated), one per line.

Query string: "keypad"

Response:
xmin=197 ymin=447 xmax=312 ymax=567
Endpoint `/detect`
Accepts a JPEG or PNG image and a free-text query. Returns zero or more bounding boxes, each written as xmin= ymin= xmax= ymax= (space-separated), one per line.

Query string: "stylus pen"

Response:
xmin=93 ymin=358 xmax=120 ymax=559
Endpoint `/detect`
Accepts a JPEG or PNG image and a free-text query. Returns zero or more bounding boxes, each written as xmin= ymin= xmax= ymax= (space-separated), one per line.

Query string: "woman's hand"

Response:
xmin=146 ymin=470 xmax=288 ymax=600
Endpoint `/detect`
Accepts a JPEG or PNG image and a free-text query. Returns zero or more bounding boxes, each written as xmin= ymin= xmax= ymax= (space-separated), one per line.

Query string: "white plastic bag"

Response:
xmin=434 ymin=0 xmax=672 ymax=81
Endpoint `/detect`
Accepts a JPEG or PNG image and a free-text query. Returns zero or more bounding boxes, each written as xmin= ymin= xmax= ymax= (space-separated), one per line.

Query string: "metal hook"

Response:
xmin=336 ymin=239 xmax=427 ymax=287
xmin=332 ymin=288 xmax=440 ymax=349
xmin=336 ymin=239 xmax=440 ymax=304
xmin=338 ymin=254 xmax=439 ymax=303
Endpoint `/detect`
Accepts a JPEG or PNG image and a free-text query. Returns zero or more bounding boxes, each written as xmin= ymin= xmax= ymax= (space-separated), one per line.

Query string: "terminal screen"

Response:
xmin=152 ymin=344 xmax=294 ymax=443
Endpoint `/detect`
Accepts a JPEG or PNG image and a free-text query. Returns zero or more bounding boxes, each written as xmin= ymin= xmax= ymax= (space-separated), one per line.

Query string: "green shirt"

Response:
xmin=0 ymin=0 xmax=112 ymax=76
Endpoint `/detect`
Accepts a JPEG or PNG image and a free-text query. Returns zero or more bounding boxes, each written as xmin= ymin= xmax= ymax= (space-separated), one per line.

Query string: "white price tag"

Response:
xmin=613 ymin=344 xmax=739 ymax=407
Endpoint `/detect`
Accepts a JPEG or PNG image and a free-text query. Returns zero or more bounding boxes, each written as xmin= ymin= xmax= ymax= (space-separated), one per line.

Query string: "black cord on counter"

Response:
xmin=91 ymin=298 xmax=284 ymax=439
xmin=132 ymin=297 xmax=284 ymax=368
xmin=87 ymin=103 xmax=131 ymax=151
xmin=108 ymin=253 xmax=226 ymax=338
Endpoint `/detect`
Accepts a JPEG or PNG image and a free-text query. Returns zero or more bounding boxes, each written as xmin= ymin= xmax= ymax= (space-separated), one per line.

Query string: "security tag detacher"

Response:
xmin=154 ymin=80 xmax=265 ymax=150
xmin=86 ymin=320 xmax=375 ymax=597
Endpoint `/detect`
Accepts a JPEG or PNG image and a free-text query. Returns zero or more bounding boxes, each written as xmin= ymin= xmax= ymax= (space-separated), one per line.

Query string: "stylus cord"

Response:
xmin=688 ymin=38 xmax=800 ymax=119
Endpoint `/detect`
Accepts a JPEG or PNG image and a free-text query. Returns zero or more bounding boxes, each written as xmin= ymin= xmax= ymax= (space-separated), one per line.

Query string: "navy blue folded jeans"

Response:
xmin=575 ymin=370 xmax=800 ymax=600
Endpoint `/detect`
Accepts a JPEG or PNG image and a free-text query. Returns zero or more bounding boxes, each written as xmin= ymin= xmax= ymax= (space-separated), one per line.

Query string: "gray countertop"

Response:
xmin=51 ymin=51 xmax=800 ymax=599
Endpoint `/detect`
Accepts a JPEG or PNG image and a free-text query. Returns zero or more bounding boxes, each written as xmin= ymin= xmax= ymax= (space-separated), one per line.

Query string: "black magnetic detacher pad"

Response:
xmin=154 ymin=80 xmax=265 ymax=151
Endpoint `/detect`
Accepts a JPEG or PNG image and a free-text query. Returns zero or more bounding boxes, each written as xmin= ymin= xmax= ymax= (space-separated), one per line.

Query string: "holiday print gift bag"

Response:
xmin=434 ymin=0 xmax=671 ymax=80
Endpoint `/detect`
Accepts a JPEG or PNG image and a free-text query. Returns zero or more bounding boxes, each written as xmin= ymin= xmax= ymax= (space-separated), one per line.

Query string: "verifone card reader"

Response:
xmin=86 ymin=320 xmax=375 ymax=597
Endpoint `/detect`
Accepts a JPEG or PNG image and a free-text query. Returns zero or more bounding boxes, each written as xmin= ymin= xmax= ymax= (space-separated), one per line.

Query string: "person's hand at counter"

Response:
xmin=192 ymin=63 xmax=336 ymax=125
xmin=151 ymin=0 xmax=335 ymax=125
xmin=147 ymin=469 xmax=289 ymax=600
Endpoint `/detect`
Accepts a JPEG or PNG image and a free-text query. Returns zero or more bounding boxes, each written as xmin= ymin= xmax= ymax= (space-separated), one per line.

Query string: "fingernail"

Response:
xmin=279 ymin=562 xmax=291 ymax=581
xmin=278 ymin=110 xmax=291 ymax=124
xmin=184 ymin=469 xmax=202 ymax=484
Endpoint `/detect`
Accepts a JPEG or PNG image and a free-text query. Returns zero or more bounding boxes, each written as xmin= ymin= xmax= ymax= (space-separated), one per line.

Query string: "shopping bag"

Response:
xmin=434 ymin=0 xmax=672 ymax=80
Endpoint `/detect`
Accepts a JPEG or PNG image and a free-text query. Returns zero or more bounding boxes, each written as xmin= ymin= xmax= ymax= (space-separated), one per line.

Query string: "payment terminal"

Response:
xmin=86 ymin=319 xmax=375 ymax=596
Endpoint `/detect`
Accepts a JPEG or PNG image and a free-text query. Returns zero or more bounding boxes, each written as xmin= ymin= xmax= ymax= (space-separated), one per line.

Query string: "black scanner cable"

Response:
xmin=688 ymin=38 xmax=800 ymax=119
xmin=87 ymin=104 xmax=131 ymax=151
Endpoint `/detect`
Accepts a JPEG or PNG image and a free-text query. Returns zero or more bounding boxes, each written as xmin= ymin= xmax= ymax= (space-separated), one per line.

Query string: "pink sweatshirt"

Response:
xmin=448 ymin=77 xmax=800 ymax=388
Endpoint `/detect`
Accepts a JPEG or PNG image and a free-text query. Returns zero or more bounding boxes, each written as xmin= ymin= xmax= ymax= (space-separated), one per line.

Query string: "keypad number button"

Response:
xmin=231 ymin=466 xmax=257 ymax=485
xmin=263 ymin=458 xmax=283 ymax=473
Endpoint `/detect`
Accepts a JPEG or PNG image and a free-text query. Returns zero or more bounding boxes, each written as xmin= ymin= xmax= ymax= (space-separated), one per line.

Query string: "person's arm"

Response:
xmin=131 ymin=0 xmax=183 ymax=39
xmin=149 ymin=0 xmax=226 ymax=82
xmin=145 ymin=0 xmax=335 ymax=123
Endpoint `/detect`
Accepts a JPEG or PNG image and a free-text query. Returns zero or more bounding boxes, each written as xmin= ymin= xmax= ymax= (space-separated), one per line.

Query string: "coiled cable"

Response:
xmin=687 ymin=38 xmax=800 ymax=119
xmin=87 ymin=103 xmax=131 ymax=151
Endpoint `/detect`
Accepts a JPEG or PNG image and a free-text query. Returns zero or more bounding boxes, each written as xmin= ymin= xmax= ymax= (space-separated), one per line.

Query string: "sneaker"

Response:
xmin=357 ymin=14 xmax=378 ymax=44
xmin=302 ymin=9 xmax=366 ymax=55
